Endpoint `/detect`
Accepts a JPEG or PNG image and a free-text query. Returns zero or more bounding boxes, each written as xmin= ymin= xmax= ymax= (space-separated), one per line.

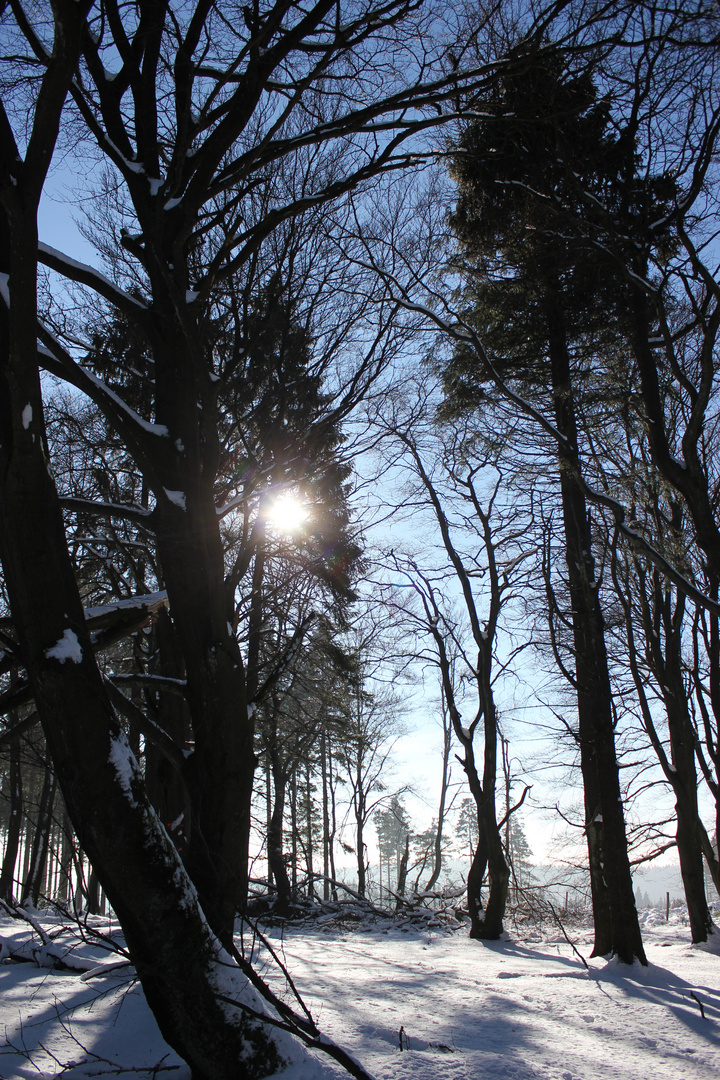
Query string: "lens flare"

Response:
xmin=266 ymin=493 xmax=309 ymax=534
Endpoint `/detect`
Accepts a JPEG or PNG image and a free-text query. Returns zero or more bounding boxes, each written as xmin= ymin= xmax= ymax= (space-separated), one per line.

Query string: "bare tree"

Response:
xmin=374 ymin=391 xmax=534 ymax=938
xmin=0 ymin=2 xmax=505 ymax=1075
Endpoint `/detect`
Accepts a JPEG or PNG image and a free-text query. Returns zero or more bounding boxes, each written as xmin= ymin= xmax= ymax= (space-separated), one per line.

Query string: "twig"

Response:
xmin=690 ymin=992 xmax=706 ymax=1019
xmin=547 ymin=900 xmax=589 ymax=970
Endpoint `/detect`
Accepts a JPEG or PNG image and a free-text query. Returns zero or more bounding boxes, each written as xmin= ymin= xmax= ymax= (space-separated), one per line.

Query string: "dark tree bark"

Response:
xmin=424 ymin=703 xmax=452 ymax=892
xmin=691 ymin=598 xmax=720 ymax=896
xmin=546 ymin=295 xmax=646 ymax=964
xmin=395 ymin=834 xmax=410 ymax=907
xmin=21 ymin=763 xmax=56 ymax=907
xmin=144 ymin=607 xmax=192 ymax=833
xmin=0 ymin=728 xmax=22 ymax=901
xmin=267 ymin=748 xmax=292 ymax=914
xmin=0 ymin=4 xmax=284 ymax=1072
xmin=617 ymin=550 xmax=714 ymax=943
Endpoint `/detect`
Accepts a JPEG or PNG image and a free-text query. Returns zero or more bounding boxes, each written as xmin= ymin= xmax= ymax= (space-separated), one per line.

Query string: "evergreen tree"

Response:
xmin=375 ymin=796 xmax=411 ymax=898
xmin=446 ymin=51 xmax=646 ymax=963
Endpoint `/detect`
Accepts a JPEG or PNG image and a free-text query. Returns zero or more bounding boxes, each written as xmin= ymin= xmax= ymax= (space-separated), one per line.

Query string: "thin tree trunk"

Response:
xmin=0 ymin=727 xmax=22 ymax=901
xmin=321 ymin=721 xmax=330 ymax=901
xmin=22 ymin=765 xmax=56 ymax=907
xmin=305 ymin=760 xmax=314 ymax=899
xmin=267 ymin=750 xmax=292 ymax=914
xmin=328 ymin=743 xmax=338 ymax=901
xmin=395 ymin=834 xmax=409 ymax=908
xmin=290 ymin=763 xmax=298 ymax=894
xmin=356 ymin=818 xmax=366 ymax=898
xmin=425 ymin=704 xmax=451 ymax=892
xmin=56 ymin=800 xmax=74 ymax=905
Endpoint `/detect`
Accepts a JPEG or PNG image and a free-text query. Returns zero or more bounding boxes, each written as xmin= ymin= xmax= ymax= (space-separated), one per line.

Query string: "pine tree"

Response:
xmin=446 ymin=51 xmax=646 ymax=964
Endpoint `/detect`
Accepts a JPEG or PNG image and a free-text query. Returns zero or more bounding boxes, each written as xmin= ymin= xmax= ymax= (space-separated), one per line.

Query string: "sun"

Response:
xmin=265 ymin=492 xmax=309 ymax=534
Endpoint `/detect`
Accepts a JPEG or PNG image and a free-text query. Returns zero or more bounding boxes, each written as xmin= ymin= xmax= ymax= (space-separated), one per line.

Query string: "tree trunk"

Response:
xmin=655 ymin=591 xmax=713 ymax=941
xmin=425 ymin=708 xmax=451 ymax=892
xmin=153 ymin=484 xmax=254 ymax=945
xmin=0 ymin=727 xmax=22 ymax=901
xmin=465 ymin=788 xmax=509 ymax=940
xmin=0 ymin=173 xmax=284 ymax=1079
xmin=467 ymin=833 xmax=488 ymax=936
xmin=321 ymin=721 xmax=330 ymax=901
xmin=328 ymin=743 xmax=339 ymax=901
xmin=356 ymin=818 xmax=366 ymax=898
xmin=267 ymin=751 xmax=292 ymax=914
xmin=547 ymin=297 xmax=646 ymax=964
xmin=304 ymin=760 xmax=314 ymax=899
xmin=56 ymin=800 xmax=74 ymax=905
xmin=22 ymin=764 xmax=56 ymax=907
xmin=395 ymin=834 xmax=410 ymax=906
xmin=144 ymin=607 xmax=192 ymax=836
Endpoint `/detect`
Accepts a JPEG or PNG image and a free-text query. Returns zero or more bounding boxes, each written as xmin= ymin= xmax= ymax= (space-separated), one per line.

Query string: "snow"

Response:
xmin=44 ymin=629 xmax=83 ymax=664
xmin=78 ymin=366 xmax=169 ymax=436
xmin=107 ymin=734 xmax=139 ymax=805
xmin=83 ymin=590 xmax=167 ymax=621
xmin=21 ymin=404 xmax=32 ymax=430
xmin=163 ymin=488 xmax=187 ymax=510
xmin=37 ymin=244 xmax=147 ymax=310
xmin=0 ymin=905 xmax=718 ymax=1079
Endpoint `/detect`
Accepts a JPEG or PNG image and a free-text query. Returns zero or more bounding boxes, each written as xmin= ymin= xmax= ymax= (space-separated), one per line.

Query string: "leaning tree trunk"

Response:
xmin=0 ymin=378 xmax=286 ymax=1080
xmin=463 ymin=778 xmax=509 ymax=940
xmin=0 ymin=182 xmax=284 ymax=1080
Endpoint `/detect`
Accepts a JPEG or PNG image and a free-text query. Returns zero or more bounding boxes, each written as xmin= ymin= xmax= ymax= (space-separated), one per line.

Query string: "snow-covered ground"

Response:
xmin=1 ymin=905 xmax=718 ymax=1079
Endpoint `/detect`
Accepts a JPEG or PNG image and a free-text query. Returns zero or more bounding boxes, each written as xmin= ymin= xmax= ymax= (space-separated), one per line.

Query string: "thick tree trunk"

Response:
xmin=547 ymin=300 xmax=646 ymax=964
xmin=145 ymin=607 xmax=192 ymax=834
xmin=459 ymin=720 xmax=509 ymax=940
xmin=0 ymin=201 xmax=284 ymax=1080
xmin=676 ymin=800 xmax=713 ymax=942
xmin=0 ymin=466 xmax=285 ymax=1078
xmin=467 ymin=832 xmax=488 ymax=936
xmin=466 ymin=800 xmax=509 ymax=940
xmin=153 ymin=487 xmax=254 ymax=945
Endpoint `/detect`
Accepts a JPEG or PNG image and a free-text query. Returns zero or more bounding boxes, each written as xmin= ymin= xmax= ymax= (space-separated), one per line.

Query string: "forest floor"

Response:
xmin=0 ymin=901 xmax=718 ymax=1079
